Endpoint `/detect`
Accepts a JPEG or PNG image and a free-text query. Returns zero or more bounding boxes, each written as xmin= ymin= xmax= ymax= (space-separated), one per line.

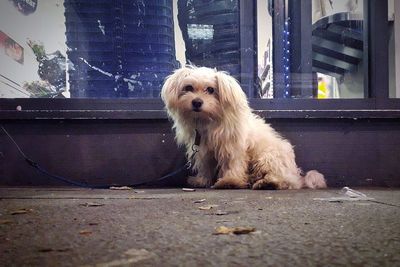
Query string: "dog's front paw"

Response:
xmin=212 ymin=177 xmax=249 ymax=189
xmin=251 ymin=178 xmax=289 ymax=190
xmin=187 ymin=176 xmax=210 ymax=188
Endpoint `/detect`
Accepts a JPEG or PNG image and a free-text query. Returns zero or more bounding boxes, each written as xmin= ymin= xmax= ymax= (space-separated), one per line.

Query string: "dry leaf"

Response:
xmin=182 ymin=188 xmax=196 ymax=192
xmin=215 ymin=210 xmax=228 ymax=216
xmin=193 ymin=199 xmax=206 ymax=203
xmin=231 ymin=227 xmax=256 ymax=235
xmin=10 ymin=208 xmax=32 ymax=215
xmin=79 ymin=230 xmax=92 ymax=235
xmin=79 ymin=202 xmax=105 ymax=207
xmin=198 ymin=205 xmax=218 ymax=210
xmin=213 ymin=226 xmax=232 ymax=235
xmin=213 ymin=226 xmax=256 ymax=235
xmin=37 ymin=248 xmax=54 ymax=253
xmin=0 ymin=219 xmax=13 ymax=224
xmin=110 ymin=186 xmax=133 ymax=190
xmin=11 ymin=210 xmax=27 ymax=215
xmin=38 ymin=247 xmax=71 ymax=253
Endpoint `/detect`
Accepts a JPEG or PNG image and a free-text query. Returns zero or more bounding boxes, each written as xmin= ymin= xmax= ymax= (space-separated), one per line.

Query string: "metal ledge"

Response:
xmin=2 ymin=108 xmax=400 ymax=120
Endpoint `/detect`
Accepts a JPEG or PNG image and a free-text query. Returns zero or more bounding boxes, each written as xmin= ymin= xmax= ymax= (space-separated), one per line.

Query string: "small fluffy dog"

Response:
xmin=161 ymin=65 xmax=327 ymax=190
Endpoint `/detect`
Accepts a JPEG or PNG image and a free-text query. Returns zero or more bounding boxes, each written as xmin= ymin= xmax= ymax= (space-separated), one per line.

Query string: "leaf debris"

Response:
xmin=38 ymin=247 xmax=71 ymax=253
xmin=79 ymin=202 xmax=105 ymax=207
xmin=198 ymin=205 xmax=219 ymax=210
xmin=79 ymin=230 xmax=93 ymax=235
xmin=215 ymin=210 xmax=228 ymax=215
xmin=213 ymin=226 xmax=256 ymax=235
xmin=10 ymin=208 xmax=32 ymax=215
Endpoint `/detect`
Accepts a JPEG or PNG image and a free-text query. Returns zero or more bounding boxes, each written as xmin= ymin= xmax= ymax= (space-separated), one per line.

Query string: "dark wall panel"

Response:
xmin=271 ymin=119 xmax=400 ymax=187
xmin=0 ymin=120 xmax=187 ymax=187
xmin=1 ymin=118 xmax=399 ymax=188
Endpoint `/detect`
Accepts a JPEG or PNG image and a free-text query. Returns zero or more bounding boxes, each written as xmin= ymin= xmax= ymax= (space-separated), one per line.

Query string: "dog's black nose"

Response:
xmin=192 ymin=98 xmax=203 ymax=111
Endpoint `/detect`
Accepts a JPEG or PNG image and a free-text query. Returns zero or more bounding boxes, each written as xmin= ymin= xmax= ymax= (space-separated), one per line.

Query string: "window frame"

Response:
xmin=0 ymin=0 xmax=399 ymax=120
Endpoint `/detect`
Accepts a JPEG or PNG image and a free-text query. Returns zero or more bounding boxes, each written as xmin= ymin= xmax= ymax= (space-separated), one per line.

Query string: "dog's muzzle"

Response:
xmin=192 ymin=98 xmax=203 ymax=112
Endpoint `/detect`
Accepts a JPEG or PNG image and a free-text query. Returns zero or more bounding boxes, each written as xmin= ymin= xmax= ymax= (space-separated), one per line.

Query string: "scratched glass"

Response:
xmin=257 ymin=0 xmax=273 ymax=98
xmin=389 ymin=0 xmax=400 ymax=98
xmin=258 ymin=0 xmax=371 ymax=99
xmin=0 ymin=1 xmax=177 ymax=98
xmin=0 ymin=1 xmax=395 ymax=99
xmin=310 ymin=0 xmax=366 ymax=99
xmin=259 ymin=0 xmax=367 ymax=99
xmin=0 ymin=0 xmax=243 ymax=98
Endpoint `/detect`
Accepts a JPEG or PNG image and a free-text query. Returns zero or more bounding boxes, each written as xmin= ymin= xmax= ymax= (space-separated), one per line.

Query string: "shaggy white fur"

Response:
xmin=161 ymin=65 xmax=327 ymax=189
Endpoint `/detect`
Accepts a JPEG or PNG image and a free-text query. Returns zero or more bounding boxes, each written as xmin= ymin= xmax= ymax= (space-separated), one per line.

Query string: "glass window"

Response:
xmin=312 ymin=0 xmax=366 ymax=99
xmin=259 ymin=0 xmax=367 ymax=99
xmin=177 ymin=0 xmax=241 ymax=80
xmin=1 ymin=0 xmax=179 ymax=98
xmin=0 ymin=1 xmax=68 ymax=98
xmin=389 ymin=0 xmax=400 ymax=98
xmin=0 ymin=0 xmax=247 ymax=99
xmin=257 ymin=0 xmax=274 ymax=98
xmin=0 ymin=0 xmax=395 ymax=102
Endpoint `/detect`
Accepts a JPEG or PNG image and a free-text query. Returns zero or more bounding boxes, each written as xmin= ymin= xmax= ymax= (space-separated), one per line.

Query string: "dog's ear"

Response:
xmin=161 ymin=67 xmax=193 ymax=109
xmin=216 ymin=71 xmax=248 ymax=111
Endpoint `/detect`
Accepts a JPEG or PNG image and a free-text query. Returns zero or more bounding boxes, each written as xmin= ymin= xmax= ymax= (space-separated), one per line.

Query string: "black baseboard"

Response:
xmin=1 ymin=117 xmax=400 ymax=188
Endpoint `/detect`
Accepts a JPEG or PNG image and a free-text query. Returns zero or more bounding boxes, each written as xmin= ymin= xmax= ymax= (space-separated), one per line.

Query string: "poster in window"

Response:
xmin=0 ymin=31 xmax=24 ymax=64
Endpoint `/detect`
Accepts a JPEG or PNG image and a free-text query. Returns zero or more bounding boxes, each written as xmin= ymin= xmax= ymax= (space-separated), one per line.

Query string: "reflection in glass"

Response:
xmin=0 ymin=0 xmax=251 ymax=99
xmin=0 ymin=0 xmax=68 ymax=98
xmin=177 ymin=0 xmax=240 ymax=80
xmin=257 ymin=0 xmax=273 ymax=98
xmin=0 ymin=0 xmax=377 ymax=100
xmin=389 ymin=0 xmax=400 ymax=98
xmin=259 ymin=0 xmax=367 ymax=99
xmin=65 ymin=0 xmax=178 ymax=98
xmin=312 ymin=0 xmax=365 ymax=99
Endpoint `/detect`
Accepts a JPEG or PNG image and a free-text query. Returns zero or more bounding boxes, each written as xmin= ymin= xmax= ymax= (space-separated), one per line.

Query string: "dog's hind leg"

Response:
xmin=250 ymin=147 xmax=303 ymax=190
xmin=212 ymin=154 xmax=250 ymax=189
xmin=252 ymin=174 xmax=291 ymax=190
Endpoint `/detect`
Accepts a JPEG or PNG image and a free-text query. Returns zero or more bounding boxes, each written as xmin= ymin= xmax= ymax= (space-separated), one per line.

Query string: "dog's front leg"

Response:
xmin=212 ymin=153 xmax=249 ymax=189
xmin=187 ymin=151 xmax=216 ymax=188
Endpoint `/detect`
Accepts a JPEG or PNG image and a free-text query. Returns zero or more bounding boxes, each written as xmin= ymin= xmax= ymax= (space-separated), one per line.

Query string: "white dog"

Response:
xmin=161 ymin=65 xmax=327 ymax=189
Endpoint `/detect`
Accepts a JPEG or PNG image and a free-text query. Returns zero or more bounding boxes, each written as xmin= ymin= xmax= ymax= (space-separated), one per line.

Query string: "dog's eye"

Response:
xmin=183 ymin=85 xmax=194 ymax=92
xmin=206 ymin=87 xmax=215 ymax=94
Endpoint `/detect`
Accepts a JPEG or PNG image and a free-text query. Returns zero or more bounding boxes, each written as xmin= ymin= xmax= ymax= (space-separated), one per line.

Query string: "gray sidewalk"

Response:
xmin=0 ymin=187 xmax=399 ymax=266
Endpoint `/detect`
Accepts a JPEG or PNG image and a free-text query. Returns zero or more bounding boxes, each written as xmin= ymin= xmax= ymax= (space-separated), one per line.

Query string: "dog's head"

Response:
xmin=161 ymin=66 xmax=249 ymax=123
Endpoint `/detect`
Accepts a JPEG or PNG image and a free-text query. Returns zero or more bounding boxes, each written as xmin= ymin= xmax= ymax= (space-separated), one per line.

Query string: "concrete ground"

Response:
xmin=0 ymin=187 xmax=399 ymax=267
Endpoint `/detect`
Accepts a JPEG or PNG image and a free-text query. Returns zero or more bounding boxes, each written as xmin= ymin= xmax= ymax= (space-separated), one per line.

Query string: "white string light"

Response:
xmin=283 ymin=18 xmax=291 ymax=98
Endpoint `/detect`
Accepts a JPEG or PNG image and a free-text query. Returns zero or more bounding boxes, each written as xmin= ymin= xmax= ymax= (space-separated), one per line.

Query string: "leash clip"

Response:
xmin=191 ymin=129 xmax=201 ymax=153
xmin=191 ymin=143 xmax=199 ymax=153
xmin=187 ymin=129 xmax=201 ymax=169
